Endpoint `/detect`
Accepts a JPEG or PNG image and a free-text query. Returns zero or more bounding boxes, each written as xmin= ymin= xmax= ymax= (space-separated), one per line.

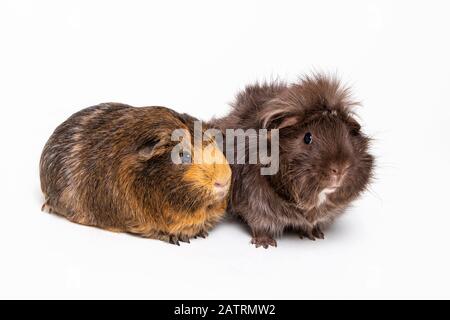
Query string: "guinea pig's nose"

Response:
xmin=329 ymin=163 xmax=350 ymax=186
xmin=213 ymin=179 xmax=230 ymax=199
xmin=214 ymin=180 xmax=230 ymax=190
xmin=330 ymin=166 xmax=339 ymax=175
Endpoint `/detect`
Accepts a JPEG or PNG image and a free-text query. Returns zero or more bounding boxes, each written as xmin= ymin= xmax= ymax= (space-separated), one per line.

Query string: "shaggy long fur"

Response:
xmin=211 ymin=74 xmax=374 ymax=248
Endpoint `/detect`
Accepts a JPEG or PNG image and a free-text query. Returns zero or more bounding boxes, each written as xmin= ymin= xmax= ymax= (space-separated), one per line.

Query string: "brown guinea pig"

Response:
xmin=211 ymin=74 xmax=374 ymax=248
xmin=40 ymin=103 xmax=231 ymax=245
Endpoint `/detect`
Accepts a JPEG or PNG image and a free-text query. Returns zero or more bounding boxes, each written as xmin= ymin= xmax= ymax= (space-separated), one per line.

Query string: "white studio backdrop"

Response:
xmin=1 ymin=0 xmax=449 ymax=299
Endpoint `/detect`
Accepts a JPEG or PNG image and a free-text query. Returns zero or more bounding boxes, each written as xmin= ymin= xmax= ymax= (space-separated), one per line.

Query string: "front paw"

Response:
xmin=251 ymin=236 xmax=277 ymax=249
xmin=194 ymin=230 xmax=209 ymax=239
xmin=299 ymin=226 xmax=325 ymax=241
xmin=312 ymin=226 xmax=325 ymax=240
xmin=162 ymin=234 xmax=181 ymax=246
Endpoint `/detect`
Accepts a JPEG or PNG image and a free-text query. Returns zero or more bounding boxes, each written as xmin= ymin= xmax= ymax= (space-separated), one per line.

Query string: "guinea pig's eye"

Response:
xmin=179 ymin=151 xmax=192 ymax=164
xmin=303 ymin=132 xmax=313 ymax=145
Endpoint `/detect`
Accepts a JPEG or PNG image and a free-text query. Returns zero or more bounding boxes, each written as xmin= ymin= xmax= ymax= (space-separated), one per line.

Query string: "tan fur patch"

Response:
xmin=166 ymin=198 xmax=228 ymax=236
xmin=183 ymin=142 xmax=231 ymax=191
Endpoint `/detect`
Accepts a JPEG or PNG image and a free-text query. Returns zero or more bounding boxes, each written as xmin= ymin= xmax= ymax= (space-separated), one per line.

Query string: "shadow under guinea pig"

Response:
xmin=219 ymin=213 xmax=252 ymax=235
xmin=282 ymin=220 xmax=354 ymax=243
xmin=220 ymin=211 xmax=355 ymax=246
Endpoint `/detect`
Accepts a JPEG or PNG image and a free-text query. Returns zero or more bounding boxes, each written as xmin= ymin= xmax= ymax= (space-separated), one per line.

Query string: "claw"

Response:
xmin=197 ymin=230 xmax=209 ymax=239
xmin=251 ymin=236 xmax=277 ymax=249
xmin=299 ymin=229 xmax=320 ymax=241
xmin=312 ymin=226 xmax=325 ymax=240
xmin=178 ymin=235 xmax=191 ymax=244
xmin=169 ymin=236 xmax=180 ymax=246
xmin=41 ymin=203 xmax=53 ymax=213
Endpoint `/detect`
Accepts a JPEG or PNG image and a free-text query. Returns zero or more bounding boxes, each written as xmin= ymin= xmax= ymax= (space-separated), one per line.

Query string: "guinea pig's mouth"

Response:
xmin=214 ymin=190 xmax=228 ymax=200
xmin=213 ymin=187 xmax=230 ymax=200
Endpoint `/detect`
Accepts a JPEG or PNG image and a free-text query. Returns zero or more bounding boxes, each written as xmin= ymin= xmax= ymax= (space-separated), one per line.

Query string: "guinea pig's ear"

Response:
xmin=259 ymin=99 xmax=300 ymax=130
xmin=138 ymin=137 xmax=167 ymax=160
xmin=177 ymin=112 xmax=199 ymax=125
xmin=346 ymin=115 xmax=362 ymax=136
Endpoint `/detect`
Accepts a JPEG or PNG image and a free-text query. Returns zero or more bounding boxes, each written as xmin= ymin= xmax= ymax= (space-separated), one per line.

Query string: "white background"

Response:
xmin=1 ymin=0 xmax=449 ymax=299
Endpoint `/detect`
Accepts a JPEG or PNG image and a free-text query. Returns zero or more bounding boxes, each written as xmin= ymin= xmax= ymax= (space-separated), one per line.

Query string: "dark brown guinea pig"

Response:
xmin=212 ymin=74 xmax=374 ymax=248
xmin=40 ymin=103 xmax=231 ymax=245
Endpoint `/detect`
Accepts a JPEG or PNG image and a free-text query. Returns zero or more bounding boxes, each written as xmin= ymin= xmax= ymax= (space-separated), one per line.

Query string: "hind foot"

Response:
xmin=155 ymin=233 xmax=193 ymax=246
xmin=312 ymin=226 xmax=325 ymax=239
xmin=41 ymin=202 xmax=54 ymax=213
